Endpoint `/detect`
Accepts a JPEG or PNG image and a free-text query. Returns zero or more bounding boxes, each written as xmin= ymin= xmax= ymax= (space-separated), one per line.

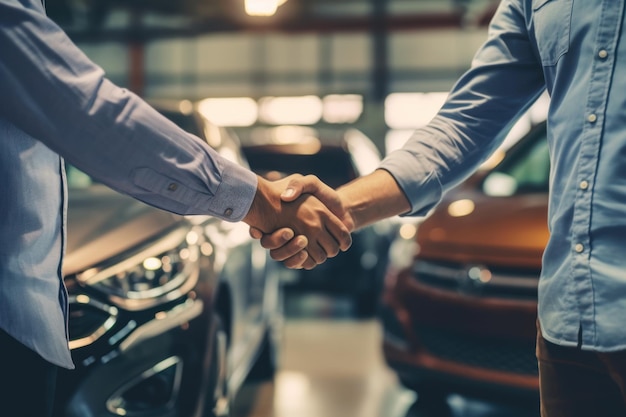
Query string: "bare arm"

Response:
xmin=333 ymin=169 xmax=411 ymax=231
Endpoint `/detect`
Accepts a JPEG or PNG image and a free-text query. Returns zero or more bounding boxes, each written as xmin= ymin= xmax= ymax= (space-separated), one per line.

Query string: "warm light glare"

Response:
xmin=385 ymin=92 xmax=448 ymax=129
xmin=399 ymin=223 xmax=417 ymax=240
xmin=479 ymin=149 xmax=505 ymax=170
xmin=245 ymin=0 xmax=287 ymax=16
xmin=186 ymin=231 xmax=199 ymax=245
xmin=322 ymin=94 xmax=363 ymax=123
xmin=344 ymin=129 xmax=381 ymax=175
xmin=197 ymin=97 xmax=258 ymax=127
xmin=469 ymin=266 xmax=492 ymax=283
xmin=268 ymin=125 xmax=317 ymax=144
xmin=200 ymin=242 xmax=214 ymax=257
xmin=76 ymin=294 xmax=91 ymax=304
xmin=274 ymin=371 xmax=311 ymax=411
xmin=258 ymin=95 xmax=323 ymax=125
xmin=143 ymin=257 xmax=162 ymax=271
xmin=447 ymin=199 xmax=475 ymax=217
xmin=385 ymin=129 xmax=414 ymax=154
xmin=482 ymin=172 xmax=518 ymax=197
xmin=245 ymin=0 xmax=277 ymax=16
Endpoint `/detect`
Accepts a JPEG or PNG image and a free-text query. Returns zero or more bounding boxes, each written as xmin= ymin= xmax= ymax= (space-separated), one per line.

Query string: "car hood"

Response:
xmin=63 ymin=185 xmax=182 ymax=276
xmin=416 ymin=186 xmax=549 ymax=268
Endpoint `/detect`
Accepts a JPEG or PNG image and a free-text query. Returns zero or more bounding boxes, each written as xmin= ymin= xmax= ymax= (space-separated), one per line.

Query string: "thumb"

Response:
xmin=281 ymin=175 xmax=343 ymax=214
xmin=279 ymin=174 xmax=307 ymax=202
xmin=280 ymin=174 xmax=335 ymax=207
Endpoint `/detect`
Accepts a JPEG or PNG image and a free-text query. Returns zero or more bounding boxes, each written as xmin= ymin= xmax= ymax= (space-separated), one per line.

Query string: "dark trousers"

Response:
xmin=0 ymin=329 xmax=58 ymax=417
xmin=537 ymin=327 xmax=626 ymax=417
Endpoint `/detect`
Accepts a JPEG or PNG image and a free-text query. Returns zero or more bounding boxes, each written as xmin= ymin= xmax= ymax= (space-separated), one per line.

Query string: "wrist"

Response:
xmin=243 ymin=176 xmax=280 ymax=232
xmin=336 ymin=187 xmax=357 ymax=232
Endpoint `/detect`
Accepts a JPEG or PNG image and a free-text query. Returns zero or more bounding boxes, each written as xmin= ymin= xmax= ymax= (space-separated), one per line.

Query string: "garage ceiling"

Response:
xmin=46 ymin=0 xmax=499 ymax=42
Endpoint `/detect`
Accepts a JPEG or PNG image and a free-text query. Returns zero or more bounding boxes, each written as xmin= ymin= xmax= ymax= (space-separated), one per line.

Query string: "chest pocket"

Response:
xmin=532 ymin=0 xmax=573 ymax=66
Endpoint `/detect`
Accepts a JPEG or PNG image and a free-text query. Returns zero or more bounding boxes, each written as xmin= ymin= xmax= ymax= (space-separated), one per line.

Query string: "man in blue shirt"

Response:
xmin=0 ymin=0 xmax=350 ymax=415
xmin=257 ymin=0 xmax=626 ymax=415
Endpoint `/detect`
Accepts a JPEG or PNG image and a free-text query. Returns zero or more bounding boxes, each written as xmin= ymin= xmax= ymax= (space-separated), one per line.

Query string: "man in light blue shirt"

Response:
xmin=258 ymin=0 xmax=626 ymax=415
xmin=0 ymin=0 xmax=351 ymax=415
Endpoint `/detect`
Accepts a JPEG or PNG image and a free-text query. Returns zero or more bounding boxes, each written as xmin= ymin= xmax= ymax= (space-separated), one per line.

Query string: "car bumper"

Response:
xmin=380 ymin=266 xmax=539 ymax=402
xmin=54 ymin=295 xmax=213 ymax=417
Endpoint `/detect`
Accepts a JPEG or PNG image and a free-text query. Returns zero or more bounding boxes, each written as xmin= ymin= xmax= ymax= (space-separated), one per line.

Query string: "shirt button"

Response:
xmin=223 ymin=208 xmax=234 ymax=217
xmin=167 ymin=182 xmax=178 ymax=191
xmin=587 ymin=114 xmax=597 ymax=123
xmin=580 ymin=180 xmax=589 ymax=190
xmin=598 ymin=49 xmax=608 ymax=59
xmin=575 ymin=243 xmax=584 ymax=253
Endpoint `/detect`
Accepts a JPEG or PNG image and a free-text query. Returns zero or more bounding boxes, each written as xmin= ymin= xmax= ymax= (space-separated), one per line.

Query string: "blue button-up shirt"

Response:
xmin=0 ymin=0 xmax=257 ymax=368
xmin=381 ymin=0 xmax=626 ymax=351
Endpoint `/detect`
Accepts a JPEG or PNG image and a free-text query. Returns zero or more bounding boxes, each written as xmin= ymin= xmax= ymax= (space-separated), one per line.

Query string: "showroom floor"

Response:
xmin=230 ymin=294 xmax=540 ymax=417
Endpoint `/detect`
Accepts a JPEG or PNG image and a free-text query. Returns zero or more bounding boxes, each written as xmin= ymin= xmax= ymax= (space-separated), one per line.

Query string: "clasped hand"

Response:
xmin=243 ymin=174 xmax=354 ymax=270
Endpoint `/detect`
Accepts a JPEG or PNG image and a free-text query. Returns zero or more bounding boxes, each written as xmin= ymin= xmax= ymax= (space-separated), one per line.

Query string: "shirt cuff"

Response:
xmin=379 ymin=150 xmax=443 ymax=217
xmin=202 ymin=159 xmax=258 ymax=222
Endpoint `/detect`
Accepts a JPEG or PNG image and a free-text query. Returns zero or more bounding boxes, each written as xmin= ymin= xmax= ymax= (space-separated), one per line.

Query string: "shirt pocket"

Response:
xmin=532 ymin=0 xmax=573 ymax=66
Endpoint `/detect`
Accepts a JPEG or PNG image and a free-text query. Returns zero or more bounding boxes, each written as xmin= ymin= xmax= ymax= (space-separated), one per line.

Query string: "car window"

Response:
xmin=157 ymin=110 xmax=203 ymax=138
xmin=482 ymin=124 xmax=549 ymax=197
xmin=344 ymin=129 xmax=382 ymax=176
xmin=244 ymin=147 xmax=356 ymax=188
xmin=66 ymin=164 xmax=95 ymax=189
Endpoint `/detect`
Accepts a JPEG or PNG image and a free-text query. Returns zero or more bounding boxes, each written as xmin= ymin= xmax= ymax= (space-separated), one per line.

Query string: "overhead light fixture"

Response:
xmin=258 ymin=95 xmax=323 ymax=125
xmin=197 ymin=97 xmax=258 ymax=127
xmin=245 ymin=0 xmax=288 ymax=17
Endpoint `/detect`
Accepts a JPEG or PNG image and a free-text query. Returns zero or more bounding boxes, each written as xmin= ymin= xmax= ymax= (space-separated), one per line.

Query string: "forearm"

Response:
xmin=0 ymin=0 xmax=257 ymax=220
xmin=337 ymin=169 xmax=411 ymax=231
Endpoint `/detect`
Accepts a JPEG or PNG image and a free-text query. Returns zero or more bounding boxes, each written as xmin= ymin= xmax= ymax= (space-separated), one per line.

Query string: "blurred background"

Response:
xmin=46 ymin=0 xmax=518 ymax=156
xmin=46 ymin=1 xmax=549 ymax=416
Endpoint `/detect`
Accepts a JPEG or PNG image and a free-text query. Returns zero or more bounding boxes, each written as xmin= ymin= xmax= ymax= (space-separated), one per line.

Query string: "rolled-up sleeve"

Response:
xmin=0 ymin=0 xmax=257 ymax=221
xmin=380 ymin=0 xmax=545 ymax=217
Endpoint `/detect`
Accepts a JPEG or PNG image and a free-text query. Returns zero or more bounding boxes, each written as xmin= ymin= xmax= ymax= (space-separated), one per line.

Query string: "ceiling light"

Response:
xmin=245 ymin=0 xmax=288 ymax=17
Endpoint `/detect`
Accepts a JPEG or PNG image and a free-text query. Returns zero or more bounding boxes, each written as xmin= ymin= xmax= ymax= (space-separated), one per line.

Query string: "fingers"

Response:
xmin=256 ymin=228 xmax=295 ymax=250
xmin=267 ymin=235 xmax=308 ymax=261
xmin=249 ymin=226 xmax=264 ymax=240
xmin=281 ymin=175 xmax=339 ymax=211
xmin=300 ymin=256 xmax=317 ymax=270
xmin=325 ymin=216 xmax=352 ymax=252
xmin=249 ymin=174 xmax=353 ymax=270
xmin=304 ymin=241 xmax=328 ymax=265
xmin=274 ymin=250 xmax=317 ymax=270
xmin=251 ymin=226 xmax=314 ymax=269
xmin=281 ymin=174 xmax=354 ymax=232
xmin=280 ymin=250 xmax=310 ymax=269
xmin=314 ymin=222 xmax=350 ymax=259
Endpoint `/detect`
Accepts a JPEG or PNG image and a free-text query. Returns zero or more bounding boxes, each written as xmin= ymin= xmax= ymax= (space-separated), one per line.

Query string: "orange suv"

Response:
xmin=380 ymin=122 xmax=549 ymax=405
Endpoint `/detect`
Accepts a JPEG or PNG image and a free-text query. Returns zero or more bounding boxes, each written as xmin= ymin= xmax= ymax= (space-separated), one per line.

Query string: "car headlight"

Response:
xmin=76 ymin=227 xmax=203 ymax=310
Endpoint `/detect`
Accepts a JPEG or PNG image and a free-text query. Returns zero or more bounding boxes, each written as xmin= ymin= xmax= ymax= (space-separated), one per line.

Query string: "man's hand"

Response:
xmin=243 ymin=175 xmax=352 ymax=267
xmin=280 ymin=175 xmax=355 ymax=231
xmin=249 ymin=174 xmax=355 ymax=269
xmin=249 ymin=170 xmax=412 ymax=269
xmin=249 ymin=226 xmax=316 ymax=269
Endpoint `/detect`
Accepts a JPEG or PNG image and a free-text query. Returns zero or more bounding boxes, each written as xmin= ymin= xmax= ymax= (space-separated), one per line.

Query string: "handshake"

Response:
xmin=243 ymin=173 xmax=354 ymax=270
xmin=242 ymin=169 xmax=411 ymax=270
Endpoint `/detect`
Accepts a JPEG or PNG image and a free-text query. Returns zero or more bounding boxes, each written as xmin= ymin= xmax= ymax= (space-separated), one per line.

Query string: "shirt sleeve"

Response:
xmin=0 ymin=0 xmax=257 ymax=222
xmin=379 ymin=0 xmax=545 ymax=217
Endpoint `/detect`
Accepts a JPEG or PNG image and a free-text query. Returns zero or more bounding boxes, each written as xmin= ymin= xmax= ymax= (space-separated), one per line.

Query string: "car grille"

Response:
xmin=418 ymin=326 xmax=538 ymax=376
xmin=68 ymin=295 xmax=118 ymax=349
xmin=413 ymin=259 xmax=539 ymax=300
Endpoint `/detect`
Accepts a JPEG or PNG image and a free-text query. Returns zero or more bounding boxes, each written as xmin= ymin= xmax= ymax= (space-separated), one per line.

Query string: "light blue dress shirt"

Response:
xmin=381 ymin=0 xmax=626 ymax=352
xmin=0 ymin=0 xmax=257 ymax=368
